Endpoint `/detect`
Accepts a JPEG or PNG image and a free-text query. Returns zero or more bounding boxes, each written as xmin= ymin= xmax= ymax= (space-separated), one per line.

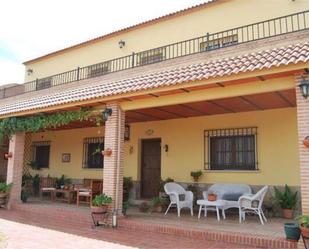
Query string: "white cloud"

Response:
xmin=0 ymin=0 xmax=207 ymax=85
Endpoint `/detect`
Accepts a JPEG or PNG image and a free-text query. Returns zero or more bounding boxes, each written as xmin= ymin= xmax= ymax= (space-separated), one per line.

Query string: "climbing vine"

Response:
xmin=0 ymin=108 xmax=101 ymax=142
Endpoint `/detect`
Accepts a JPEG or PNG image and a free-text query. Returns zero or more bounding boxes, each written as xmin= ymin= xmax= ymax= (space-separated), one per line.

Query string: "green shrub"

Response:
xmin=92 ymin=194 xmax=112 ymax=207
xmin=296 ymin=215 xmax=309 ymax=228
xmin=274 ymin=184 xmax=298 ymax=209
xmin=0 ymin=182 xmax=12 ymax=193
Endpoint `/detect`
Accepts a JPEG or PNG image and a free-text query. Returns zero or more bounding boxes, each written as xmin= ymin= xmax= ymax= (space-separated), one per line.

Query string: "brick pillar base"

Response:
xmin=295 ymin=74 xmax=309 ymax=214
xmin=103 ymin=103 xmax=125 ymax=223
xmin=6 ymin=132 xmax=25 ymax=209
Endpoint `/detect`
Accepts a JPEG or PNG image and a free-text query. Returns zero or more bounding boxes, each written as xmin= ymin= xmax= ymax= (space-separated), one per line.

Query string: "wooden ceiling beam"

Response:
xmin=216 ymin=82 xmax=225 ymax=87
xmin=208 ymin=100 xmax=235 ymax=113
xmin=257 ymin=75 xmax=266 ymax=81
xmin=239 ymin=96 xmax=263 ymax=110
xmin=276 ymin=91 xmax=295 ymax=107
xmin=179 ymin=104 xmax=209 ymax=115
xmin=156 ymin=107 xmax=186 ymax=118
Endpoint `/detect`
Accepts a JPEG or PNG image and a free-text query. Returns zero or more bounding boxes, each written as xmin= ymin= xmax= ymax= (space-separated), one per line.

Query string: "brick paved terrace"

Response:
xmin=0 ymin=201 xmax=304 ymax=248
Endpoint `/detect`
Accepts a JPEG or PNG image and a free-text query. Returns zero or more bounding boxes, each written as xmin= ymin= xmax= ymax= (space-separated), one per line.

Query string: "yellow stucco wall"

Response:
xmin=29 ymin=107 xmax=300 ymax=186
xmin=24 ymin=0 xmax=309 ymax=81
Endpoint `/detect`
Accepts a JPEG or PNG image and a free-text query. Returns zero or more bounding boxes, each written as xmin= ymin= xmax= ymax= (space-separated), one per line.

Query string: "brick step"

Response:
xmin=118 ymin=218 xmax=298 ymax=249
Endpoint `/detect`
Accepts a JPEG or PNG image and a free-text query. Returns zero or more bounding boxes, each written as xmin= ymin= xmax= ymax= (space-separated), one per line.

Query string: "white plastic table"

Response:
xmin=197 ymin=199 xmax=226 ymax=221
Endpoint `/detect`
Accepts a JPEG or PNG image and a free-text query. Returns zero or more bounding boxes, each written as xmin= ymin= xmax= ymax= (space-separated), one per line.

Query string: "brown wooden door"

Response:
xmin=141 ymin=139 xmax=161 ymax=199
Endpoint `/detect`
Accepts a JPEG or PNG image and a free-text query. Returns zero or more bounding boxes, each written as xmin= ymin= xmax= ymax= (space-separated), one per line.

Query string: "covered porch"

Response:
xmin=2 ymin=45 xmax=309 ymax=249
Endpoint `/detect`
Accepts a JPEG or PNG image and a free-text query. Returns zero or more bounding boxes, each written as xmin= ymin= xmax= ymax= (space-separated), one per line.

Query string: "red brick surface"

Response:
xmin=0 ymin=206 xmax=263 ymax=249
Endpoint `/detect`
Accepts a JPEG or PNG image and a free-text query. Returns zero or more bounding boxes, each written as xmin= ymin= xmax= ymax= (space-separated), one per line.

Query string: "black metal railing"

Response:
xmin=1 ymin=10 xmax=308 ymax=99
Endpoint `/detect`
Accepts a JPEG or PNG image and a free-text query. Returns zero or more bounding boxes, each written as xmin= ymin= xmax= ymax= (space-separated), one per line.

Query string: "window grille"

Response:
xmin=82 ymin=137 xmax=104 ymax=169
xmin=204 ymin=127 xmax=258 ymax=170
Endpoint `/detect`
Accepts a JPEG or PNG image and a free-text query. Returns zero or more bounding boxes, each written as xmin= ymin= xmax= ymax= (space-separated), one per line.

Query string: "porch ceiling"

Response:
xmin=125 ymin=89 xmax=295 ymax=123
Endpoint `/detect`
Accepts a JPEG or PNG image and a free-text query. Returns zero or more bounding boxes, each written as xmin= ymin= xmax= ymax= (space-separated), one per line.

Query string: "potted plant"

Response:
xmin=158 ymin=177 xmax=174 ymax=196
xmin=0 ymin=182 xmax=12 ymax=206
xmin=27 ymin=161 xmax=40 ymax=170
xmin=190 ymin=170 xmax=203 ymax=182
xmin=123 ymin=200 xmax=129 ymax=216
xmin=139 ymin=201 xmax=150 ymax=213
xmin=91 ymin=194 xmax=112 ymax=213
xmin=150 ymin=196 xmax=165 ymax=212
xmin=297 ymin=215 xmax=309 ymax=238
xmin=284 ymin=223 xmax=301 ymax=241
xmin=123 ymin=177 xmax=133 ymax=202
xmin=274 ymin=185 xmax=298 ymax=219
xmin=21 ymin=189 xmax=30 ymax=203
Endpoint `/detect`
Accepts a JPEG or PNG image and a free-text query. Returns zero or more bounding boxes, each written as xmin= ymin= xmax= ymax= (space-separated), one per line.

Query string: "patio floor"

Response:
xmin=0 ymin=199 xmax=303 ymax=249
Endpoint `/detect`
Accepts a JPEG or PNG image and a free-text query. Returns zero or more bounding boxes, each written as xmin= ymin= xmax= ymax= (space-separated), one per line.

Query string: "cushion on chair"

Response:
xmin=222 ymin=193 xmax=243 ymax=201
xmin=179 ymin=194 xmax=185 ymax=201
xmin=41 ymin=187 xmax=55 ymax=191
xmin=78 ymin=191 xmax=90 ymax=196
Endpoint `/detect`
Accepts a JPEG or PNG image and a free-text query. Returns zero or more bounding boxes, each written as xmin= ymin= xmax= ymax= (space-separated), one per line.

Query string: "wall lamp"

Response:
xmin=27 ymin=69 xmax=33 ymax=75
xmin=118 ymin=40 xmax=125 ymax=49
xmin=102 ymin=108 xmax=113 ymax=122
xmin=299 ymin=75 xmax=309 ymax=99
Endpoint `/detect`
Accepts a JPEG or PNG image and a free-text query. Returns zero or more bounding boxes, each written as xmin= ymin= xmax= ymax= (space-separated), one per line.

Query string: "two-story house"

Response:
xmin=1 ymin=0 xmax=309 ymax=223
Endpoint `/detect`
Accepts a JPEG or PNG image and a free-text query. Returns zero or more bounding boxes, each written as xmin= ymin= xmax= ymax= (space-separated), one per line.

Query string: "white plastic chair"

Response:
xmin=238 ymin=185 xmax=268 ymax=225
xmin=164 ymin=182 xmax=193 ymax=217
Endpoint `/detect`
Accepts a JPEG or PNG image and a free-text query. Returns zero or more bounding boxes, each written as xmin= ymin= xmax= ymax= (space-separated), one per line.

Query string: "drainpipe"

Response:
xmin=113 ymin=106 xmax=122 ymax=227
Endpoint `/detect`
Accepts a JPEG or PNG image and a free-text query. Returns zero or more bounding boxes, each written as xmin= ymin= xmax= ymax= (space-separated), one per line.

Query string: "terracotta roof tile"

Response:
xmin=1 ymin=42 xmax=309 ymax=116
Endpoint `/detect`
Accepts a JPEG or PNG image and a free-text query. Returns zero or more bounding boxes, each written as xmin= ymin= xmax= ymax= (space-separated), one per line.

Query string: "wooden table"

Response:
xmin=53 ymin=189 xmax=76 ymax=204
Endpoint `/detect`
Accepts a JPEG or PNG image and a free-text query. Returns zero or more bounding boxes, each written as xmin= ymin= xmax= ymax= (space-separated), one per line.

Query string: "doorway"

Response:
xmin=141 ymin=138 xmax=161 ymax=199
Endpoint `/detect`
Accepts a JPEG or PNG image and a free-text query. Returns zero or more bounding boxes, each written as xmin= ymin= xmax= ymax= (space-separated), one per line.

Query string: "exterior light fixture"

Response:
xmin=27 ymin=69 xmax=33 ymax=75
xmin=299 ymin=75 xmax=309 ymax=99
xmin=102 ymin=108 xmax=112 ymax=122
xmin=118 ymin=40 xmax=125 ymax=49
xmin=124 ymin=124 xmax=130 ymax=141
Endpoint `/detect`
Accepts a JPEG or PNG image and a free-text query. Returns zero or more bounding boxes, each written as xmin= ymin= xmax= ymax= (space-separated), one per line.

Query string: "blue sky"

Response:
xmin=0 ymin=0 xmax=207 ymax=86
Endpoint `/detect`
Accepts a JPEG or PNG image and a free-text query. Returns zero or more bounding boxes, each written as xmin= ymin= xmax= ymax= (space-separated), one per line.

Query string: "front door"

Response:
xmin=141 ymin=139 xmax=161 ymax=199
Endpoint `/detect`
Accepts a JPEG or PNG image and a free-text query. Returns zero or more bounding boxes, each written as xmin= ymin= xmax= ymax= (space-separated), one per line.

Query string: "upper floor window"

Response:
xmin=204 ymin=127 xmax=257 ymax=171
xmin=36 ymin=77 xmax=52 ymax=90
xmin=87 ymin=62 xmax=111 ymax=78
xmin=31 ymin=141 xmax=51 ymax=168
xmin=82 ymin=137 xmax=104 ymax=169
xmin=137 ymin=47 xmax=165 ymax=66
xmin=200 ymin=34 xmax=238 ymax=51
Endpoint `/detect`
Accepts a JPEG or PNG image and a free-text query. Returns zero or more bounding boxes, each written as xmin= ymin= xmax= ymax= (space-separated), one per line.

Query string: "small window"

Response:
xmin=31 ymin=141 xmax=51 ymax=168
xmin=82 ymin=137 xmax=104 ymax=169
xmin=138 ymin=48 xmax=165 ymax=66
xmin=200 ymin=34 xmax=238 ymax=51
xmin=88 ymin=62 xmax=110 ymax=78
xmin=205 ymin=127 xmax=257 ymax=171
xmin=36 ymin=77 xmax=52 ymax=90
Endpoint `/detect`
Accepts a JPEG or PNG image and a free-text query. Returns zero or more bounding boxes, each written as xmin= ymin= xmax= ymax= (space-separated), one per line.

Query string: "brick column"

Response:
xmin=103 ymin=103 xmax=125 ymax=217
xmin=6 ymin=132 xmax=25 ymax=209
xmin=295 ymin=73 xmax=309 ymax=214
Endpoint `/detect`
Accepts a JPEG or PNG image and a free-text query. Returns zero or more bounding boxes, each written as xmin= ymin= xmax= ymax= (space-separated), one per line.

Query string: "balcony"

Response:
xmin=1 ymin=10 xmax=309 ymax=99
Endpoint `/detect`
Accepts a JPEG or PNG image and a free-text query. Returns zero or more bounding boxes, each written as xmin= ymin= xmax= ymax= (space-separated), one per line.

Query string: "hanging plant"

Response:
xmin=0 ymin=108 xmax=102 ymax=143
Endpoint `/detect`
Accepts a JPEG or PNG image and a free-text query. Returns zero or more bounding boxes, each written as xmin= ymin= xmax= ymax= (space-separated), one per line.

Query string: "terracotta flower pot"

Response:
xmin=91 ymin=205 xmax=109 ymax=213
xmin=102 ymin=148 xmax=112 ymax=157
xmin=300 ymin=224 xmax=309 ymax=238
xmin=208 ymin=194 xmax=217 ymax=201
xmin=4 ymin=152 xmax=12 ymax=159
xmin=153 ymin=205 xmax=163 ymax=213
xmin=303 ymin=136 xmax=309 ymax=148
xmin=0 ymin=192 xmax=7 ymax=206
xmin=282 ymin=209 xmax=294 ymax=219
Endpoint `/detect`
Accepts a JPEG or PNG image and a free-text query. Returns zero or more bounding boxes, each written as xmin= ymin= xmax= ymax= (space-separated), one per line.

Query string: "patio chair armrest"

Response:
xmin=238 ymin=195 xmax=253 ymax=207
xmin=185 ymin=191 xmax=193 ymax=202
